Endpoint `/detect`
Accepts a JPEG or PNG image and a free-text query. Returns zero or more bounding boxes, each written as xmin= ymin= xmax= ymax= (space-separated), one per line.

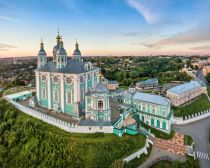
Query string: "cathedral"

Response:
xmin=34 ymin=32 xmax=111 ymax=121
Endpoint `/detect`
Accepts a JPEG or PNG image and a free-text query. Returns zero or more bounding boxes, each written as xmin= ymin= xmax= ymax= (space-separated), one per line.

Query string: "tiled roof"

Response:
xmin=108 ymin=80 xmax=119 ymax=84
xmin=35 ymin=59 xmax=98 ymax=74
xmin=137 ymin=78 xmax=158 ymax=85
xmin=167 ymin=81 xmax=201 ymax=94
xmin=133 ymin=92 xmax=170 ymax=106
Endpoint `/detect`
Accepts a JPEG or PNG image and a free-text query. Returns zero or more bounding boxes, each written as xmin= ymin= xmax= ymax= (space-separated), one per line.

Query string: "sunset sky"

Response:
xmin=1 ymin=0 xmax=210 ymax=57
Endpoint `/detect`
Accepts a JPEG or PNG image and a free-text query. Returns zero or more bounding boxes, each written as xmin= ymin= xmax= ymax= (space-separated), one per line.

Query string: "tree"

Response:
xmin=206 ymin=73 xmax=210 ymax=84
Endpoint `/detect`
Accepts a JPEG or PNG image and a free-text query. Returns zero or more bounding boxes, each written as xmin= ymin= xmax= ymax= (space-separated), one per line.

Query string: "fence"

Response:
xmin=173 ymin=109 xmax=210 ymax=125
xmin=5 ymin=98 xmax=113 ymax=133
xmin=123 ymin=138 xmax=153 ymax=162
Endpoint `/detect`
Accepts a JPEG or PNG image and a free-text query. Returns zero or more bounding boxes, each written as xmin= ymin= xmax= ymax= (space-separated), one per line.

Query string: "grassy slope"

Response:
xmin=173 ymin=94 xmax=210 ymax=117
xmin=0 ymin=99 xmax=146 ymax=168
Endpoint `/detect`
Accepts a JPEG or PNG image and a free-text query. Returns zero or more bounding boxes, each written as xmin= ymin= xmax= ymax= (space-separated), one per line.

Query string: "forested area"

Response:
xmin=0 ymin=99 xmax=146 ymax=168
xmin=86 ymin=57 xmax=191 ymax=86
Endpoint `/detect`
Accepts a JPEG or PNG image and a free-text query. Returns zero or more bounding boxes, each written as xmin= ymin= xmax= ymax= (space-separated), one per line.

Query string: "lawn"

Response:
xmin=172 ymin=94 xmax=210 ymax=117
xmin=0 ymin=99 xmax=146 ymax=168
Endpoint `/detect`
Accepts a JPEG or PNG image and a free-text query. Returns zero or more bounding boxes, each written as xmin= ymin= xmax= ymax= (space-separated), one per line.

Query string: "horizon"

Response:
xmin=1 ymin=0 xmax=210 ymax=57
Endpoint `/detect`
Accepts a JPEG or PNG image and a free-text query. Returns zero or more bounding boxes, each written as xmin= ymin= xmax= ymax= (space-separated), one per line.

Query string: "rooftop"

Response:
xmin=167 ymin=81 xmax=201 ymax=94
xmin=108 ymin=80 xmax=119 ymax=84
xmin=35 ymin=59 xmax=98 ymax=74
xmin=137 ymin=78 xmax=158 ymax=86
xmin=5 ymin=90 xmax=32 ymax=99
xmin=133 ymin=92 xmax=170 ymax=106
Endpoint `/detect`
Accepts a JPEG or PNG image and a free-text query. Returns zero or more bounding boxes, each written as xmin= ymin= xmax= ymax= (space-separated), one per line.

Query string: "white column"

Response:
xmin=47 ymin=73 xmax=51 ymax=109
xmin=91 ymin=72 xmax=94 ymax=88
xmin=108 ymin=98 xmax=110 ymax=109
xmin=85 ymin=74 xmax=88 ymax=92
xmin=77 ymin=76 xmax=81 ymax=101
xmin=36 ymin=71 xmax=40 ymax=101
xmin=73 ymin=76 xmax=78 ymax=102
xmin=60 ymin=75 xmax=64 ymax=112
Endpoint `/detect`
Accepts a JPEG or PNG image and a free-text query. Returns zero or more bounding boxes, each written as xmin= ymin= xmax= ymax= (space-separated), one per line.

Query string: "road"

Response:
xmin=173 ymin=116 xmax=210 ymax=168
xmin=196 ymin=68 xmax=207 ymax=86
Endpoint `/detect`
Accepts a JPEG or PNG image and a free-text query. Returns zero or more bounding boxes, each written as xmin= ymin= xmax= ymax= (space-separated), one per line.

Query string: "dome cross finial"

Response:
xmin=40 ymin=37 xmax=44 ymax=49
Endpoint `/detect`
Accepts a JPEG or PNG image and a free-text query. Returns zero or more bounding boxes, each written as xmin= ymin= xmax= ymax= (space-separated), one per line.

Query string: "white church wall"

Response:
xmin=5 ymin=98 xmax=113 ymax=133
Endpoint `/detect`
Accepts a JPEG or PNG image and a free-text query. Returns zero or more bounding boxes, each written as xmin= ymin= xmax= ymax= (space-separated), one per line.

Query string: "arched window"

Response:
xmin=42 ymin=87 xmax=46 ymax=99
xmin=66 ymin=91 xmax=72 ymax=104
xmin=152 ymin=105 xmax=155 ymax=113
xmin=98 ymin=100 xmax=103 ymax=109
xmin=54 ymin=90 xmax=59 ymax=103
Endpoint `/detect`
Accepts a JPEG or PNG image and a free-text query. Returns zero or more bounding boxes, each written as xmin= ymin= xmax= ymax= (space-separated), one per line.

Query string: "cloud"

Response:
xmin=191 ymin=45 xmax=210 ymax=50
xmin=0 ymin=15 xmax=22 ymax=23
xmin=140 ymin=26 xmax=210 ymax=48
xmin=123 ymin=32 xmax=139 ymax=36
xmin=0 ymin=43 xmax=17 ymax=51
xmin=0 ymin=2 xmax=22 ymax=23
xmin=126 ymin=0 xmax=164 ymax=24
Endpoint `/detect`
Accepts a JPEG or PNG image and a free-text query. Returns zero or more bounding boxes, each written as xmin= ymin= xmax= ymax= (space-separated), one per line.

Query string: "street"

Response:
xmin=173 ymin=116 xmax=210 ymax=168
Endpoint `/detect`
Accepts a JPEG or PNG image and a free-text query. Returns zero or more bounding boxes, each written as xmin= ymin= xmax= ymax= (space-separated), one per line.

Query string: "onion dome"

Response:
xmin=53 ymin=30 xmax=61 ymax=53
xmin=94 ymin=82 xmax=109 ymax=94
xmin=57 ymin=39 xmax=67 ymax=56
xmin=73 ymin=39 xmax=81 ymax=55
xmin=38 ymin=39 xmax=46 ymax=56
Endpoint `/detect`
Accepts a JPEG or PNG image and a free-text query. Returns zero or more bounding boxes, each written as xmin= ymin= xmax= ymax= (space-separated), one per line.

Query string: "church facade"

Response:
xmin=34 ymin=32 xmax=103 ymax=118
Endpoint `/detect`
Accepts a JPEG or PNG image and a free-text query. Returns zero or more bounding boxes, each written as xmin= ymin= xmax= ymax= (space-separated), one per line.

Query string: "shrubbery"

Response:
xmin=0 ymin=99 xmax=146 ymax=168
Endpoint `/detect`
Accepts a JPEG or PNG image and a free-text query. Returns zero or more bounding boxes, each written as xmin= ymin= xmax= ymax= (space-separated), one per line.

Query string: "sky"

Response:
xmin=1 ymin=0 xmax=210 ymax=57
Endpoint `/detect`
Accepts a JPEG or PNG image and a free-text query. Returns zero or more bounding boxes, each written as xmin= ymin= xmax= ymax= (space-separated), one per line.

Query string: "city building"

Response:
xmin=35 ymin=32 xmax=101 ymax=118
xmin=181 ymin=64 xmax=196 ymax=78
xmin=106 ymin=80 xmax=119 ymax=90
xmin=166 ymin=81 xmax=202 ymax=106
xmin=101 ymin=77 xmax=119 ymax=90
xmin=122 ymin=84 xmax=173 ymax=133
xmin=203 ymin=65 xmax=210 ymax=76
xmin=136 ymin=78 xmax=159 ymax=90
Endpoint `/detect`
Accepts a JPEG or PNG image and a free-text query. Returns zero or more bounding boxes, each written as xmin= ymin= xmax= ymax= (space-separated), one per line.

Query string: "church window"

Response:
xmin=66 ymin=77 xmax=72 ymax=85
xmin=53 ymin=76 xmax=59 ymax=83
xmin=152 ymin=105 xmax=155 ymax=113
xmin=88 ymin=74 xmax=91 ymax=80
xmin=142 ymin=103 xmax=145 ymax=111
xmin=54 ymin=90 xmax=59 ymax=103
xmin=42 ymin=87 xmax=46 ymax=99
xmin=66 ymin=91 xmax=72 ymax=104
xmin=41 ymin=75 xmax=46 ymax=82
xmin=98 ymin=100 xmax=103 ymax=109
xmin=80 ymin=76 xmax=84 ymax=83
xmin=94 ymin=72 xmax=97 ymax=77
xmin=163 ymin=110 xmax=165 ymax=116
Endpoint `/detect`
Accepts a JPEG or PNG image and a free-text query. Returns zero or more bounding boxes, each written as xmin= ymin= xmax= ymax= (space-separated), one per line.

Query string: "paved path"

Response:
xmin=173 ymin=116 xmax=210 ymax=168
xmin=153 ymin=132 xmax=186 ymax=156
xmin=196 ymin=68 xmax=206 ymax=85
xmin=138 ymin=147 xmax=186 ymax=168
